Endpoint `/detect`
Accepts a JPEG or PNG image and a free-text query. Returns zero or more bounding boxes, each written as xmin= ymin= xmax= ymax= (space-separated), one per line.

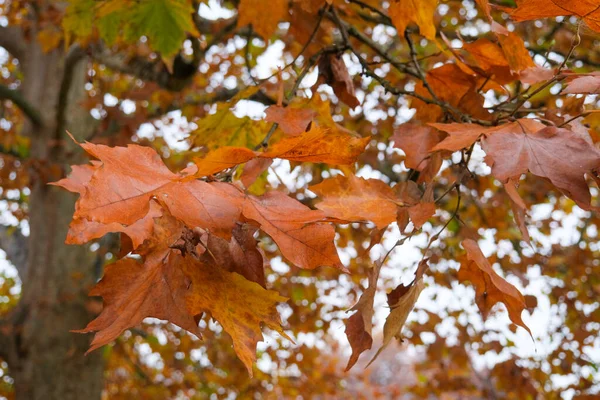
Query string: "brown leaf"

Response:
xmin=430 ymin=119 xmax=546 ymax=152
xmin=75 ymin=211 xmax=202 ymax=352
xmin=368 ymin=260 xmax=428 ymax=366
xmin=482 ymin=125 xmax=600 ymax=209
xmin=345 ymin=259 xmax=384 ymax=370
xmin=459 ymin=239 xmax=532 ymax=336
xmin=181 ymin=251 xmax=289 ymax=376
xmin=314 ymin=53 xmax=360 ymax=109
xmin=265 ymin=105 xmax=315 ymax=136
xmin=392 ymin=124 xmax=443 ymax=170
xmin=242 ymin=191 xmax=346 ymax=272
xmin=563 ymin=73 xmax=600 ymax=94
xmin=309 ymin=174 xmax=400 ymax=229
xmin=408 ymin=202 xmax=436 ymax=230
xmin=240 ymin=158 xmax=273 ymax=188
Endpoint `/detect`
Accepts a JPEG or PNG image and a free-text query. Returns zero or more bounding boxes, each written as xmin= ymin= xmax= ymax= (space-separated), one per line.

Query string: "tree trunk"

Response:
xmin=2 ymin=36 xmax=105 ymax=400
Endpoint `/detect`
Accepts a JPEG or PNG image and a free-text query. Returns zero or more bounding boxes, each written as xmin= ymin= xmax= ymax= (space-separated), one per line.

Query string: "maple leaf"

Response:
xmin=393 ymin=124 xmax=443 ymax=170
xmin=388 ymin=0 xmax=437 ymax=40
xmin=510 ymin=1 xmax=600 ymax=32
xmin=237 ymin=0 xmax=288 ymax=39
xmin=127 ymin=0 xmax=197 ymax=56
xmin=194 ymin=147 xmax=256 ymax=177
xmin=313 ymin=53 xmax=360 ymax=109
xmin=482 ymin=125 xmax=600 ymax=209
xmin=262 ymin=125 xmax=371 ymax=165
xmin=75 ymin=209 xmax=203 ymax=352
xmin=492 ymin=23 xmax=536 ymax=73
xmin=412 ymin=64 xmax=491 ymax=122
xmin=242 ymin=191 xmax=346 ymax=272
xmin=264 ymin=105 xmax=315 ymax=136
xmin=368 ymin=260 xmax=428 ymax=366
xmin=181 ymin=251 xmax=290 ymax=376
xmin=430 ymin=119 xmax=546 ymax=152
xmin=344 ymin=260 xmax=383 ymax=371
xmin=459 ymin=239 xmax=532 ymax=336
xmin=563 ymin=73 xmax=600 ymax=94
xmin=309 ymin=174 xmax=400 ymax=229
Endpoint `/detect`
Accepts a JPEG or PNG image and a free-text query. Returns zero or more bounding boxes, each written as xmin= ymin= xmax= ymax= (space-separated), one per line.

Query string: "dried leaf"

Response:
xmin=459 ymin=239 xmax=532 ymax=336
xmin=482 ymin=125 xmax=600 ymax=209
xmin=309 ymin=174 xmax=400 ymax=229
xmin=265 ymin=105 xmax=315 ymax=136
xmin=368 ymin=260 xmax=428 ymax=366
xmin=314 ymin=53 xmax=360 ymax=109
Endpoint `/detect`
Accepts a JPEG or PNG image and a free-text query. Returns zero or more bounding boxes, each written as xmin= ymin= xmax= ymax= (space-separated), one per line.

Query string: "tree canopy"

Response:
xmin=1 ymin=0 xmax=600 ymax=399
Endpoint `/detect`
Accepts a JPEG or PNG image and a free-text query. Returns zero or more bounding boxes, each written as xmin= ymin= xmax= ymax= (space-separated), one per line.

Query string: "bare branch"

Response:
xmin=0 ymin=25 xmax=26 ymax=59
xmin=0 ymin=84 xmax=43 ymax=126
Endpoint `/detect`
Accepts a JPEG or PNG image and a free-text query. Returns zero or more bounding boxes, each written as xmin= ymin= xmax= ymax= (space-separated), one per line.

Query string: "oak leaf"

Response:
xmin=393 ymin=124 xmax=443 ymax=170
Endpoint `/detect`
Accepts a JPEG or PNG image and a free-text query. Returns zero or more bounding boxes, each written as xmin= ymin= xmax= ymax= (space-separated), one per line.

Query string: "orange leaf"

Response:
xmin=393 ymin=124 xmax=443 ymax=170
xmin=75 ymin=211 xmax=202 ymax=353
xmin=482 ymin=125 xmax=600 ymax=209
xmin=310 ymin=174 xmax=400 ymax=229
xmin=265 ymin=105 xmax=315 ymax=136
xmin=459 ymin=239 xmax=532 ymax=336
xmin=181 ymin=251 xmax=289 ymax=376
xmin=237 ymin=0 xmax=288 ymax=39
xmin=388 ymin=0 xmax=437 ymax=40
xmin=262 ymin=125 xmax=370 ymax=165
xmin=242 ymin=191 xmax=346 ymax=271
xmin=194 ymin=147 xmax=256 ymax=177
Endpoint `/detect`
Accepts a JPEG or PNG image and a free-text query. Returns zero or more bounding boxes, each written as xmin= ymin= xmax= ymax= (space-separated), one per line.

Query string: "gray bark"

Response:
xmin=0 ymin=26 xmax=105 ymax=400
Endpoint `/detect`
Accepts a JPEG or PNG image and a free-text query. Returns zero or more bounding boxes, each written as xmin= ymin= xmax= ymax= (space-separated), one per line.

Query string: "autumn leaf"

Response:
xmin=563 ymin=73 xmax=600 ymax=94
xmin=262 ymin=125 xmax=370 ymax=165
xmin=430 ymin=119 xmax=546 ymax=152
xmin=388 ymin=0 xmax=437 ymax=40
xmin=393 ymin=124 xmax=442 ymax=170
xmin=181 ymin=251 xmax=289 ymax=376
xmin=309 ymin=174 xmax=400 ymax=229
xmin=367 ymin=260 xmax=428 ymax=366
xmin=237 ymin=0 xmax=288 ymax=39
xmin=482 ymin=125 xmax=600 ymax=209
xmin=314 ymin=53 xmax=360 ymax=109
xmin=264 ymin=105 xmax=315 ymax=136
xmin=74 ymin=210 xmax=203 ymax=353
xmin=459 ymin=239 xmax=532 ymax=336
xmin=510 ymin=1 xmax=600 ymax=32
xmin=194 ymin=147 xmax=257 ymax=177
xmin=242 ymin=191 xmax=346 ymax=272
xmin=344 ymin=260 xmax=383 ymax=371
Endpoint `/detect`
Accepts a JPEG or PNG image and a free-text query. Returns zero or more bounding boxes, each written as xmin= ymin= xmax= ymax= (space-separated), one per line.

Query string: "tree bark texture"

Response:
xmin=0 ymin=32 xmax=105 ymax=400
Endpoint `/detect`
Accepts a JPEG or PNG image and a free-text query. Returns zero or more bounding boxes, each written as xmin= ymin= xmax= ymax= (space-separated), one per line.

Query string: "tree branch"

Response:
xmin=0 ymin=84 xmax=43 ymax=126
xmin=0 ymin=25 xmax=26 ymax=59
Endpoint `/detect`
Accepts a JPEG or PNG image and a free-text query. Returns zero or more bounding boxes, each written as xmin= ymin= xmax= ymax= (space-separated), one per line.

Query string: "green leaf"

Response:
xmin=62 ymin=0 xmax=96 ymax=40
xmin=127 ymin=0 xmax=196 ymax=56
